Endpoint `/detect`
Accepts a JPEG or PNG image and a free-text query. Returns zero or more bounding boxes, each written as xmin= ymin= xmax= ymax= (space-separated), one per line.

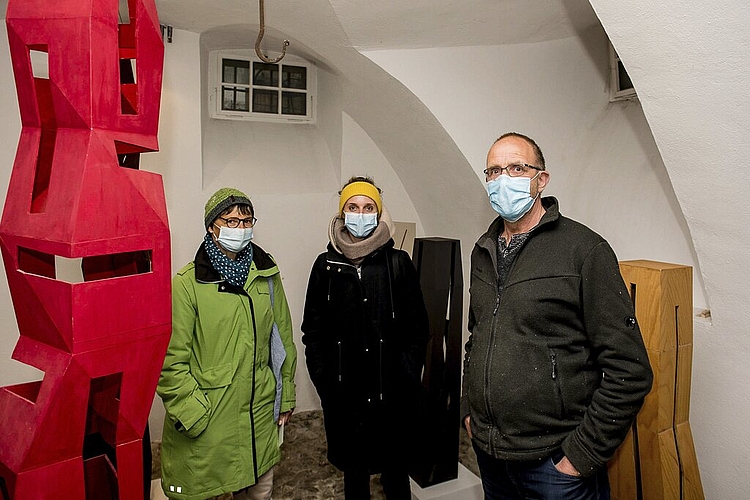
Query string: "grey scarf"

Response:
xmin=331 ymin=216 xmax=391 ymax=266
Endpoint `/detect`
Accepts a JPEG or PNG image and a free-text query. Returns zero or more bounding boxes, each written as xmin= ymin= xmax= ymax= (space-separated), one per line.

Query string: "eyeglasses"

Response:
xmin=218 ymin=216 xmax=256 ymax=228
xmin=484 ymin=163 xmax=542 ymax=179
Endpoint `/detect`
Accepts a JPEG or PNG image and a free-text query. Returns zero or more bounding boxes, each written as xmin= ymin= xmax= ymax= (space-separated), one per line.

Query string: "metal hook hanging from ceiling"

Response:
xmin=255 ymin=0 xmax=289 ymax=64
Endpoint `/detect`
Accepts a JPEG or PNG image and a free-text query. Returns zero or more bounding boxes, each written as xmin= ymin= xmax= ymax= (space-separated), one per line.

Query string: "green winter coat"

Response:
xmin=157 ymin=242 xmax=297 ymax=500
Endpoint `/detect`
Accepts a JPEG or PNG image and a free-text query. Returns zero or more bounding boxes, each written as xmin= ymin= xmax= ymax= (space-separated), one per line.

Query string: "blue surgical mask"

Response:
xmin=216 ymin=225 xmax=253 ymax=253
xmin=344 ymin=212 xmax=378 ymax=238
xmin=486 ymin=172 xmax=540 ymax=223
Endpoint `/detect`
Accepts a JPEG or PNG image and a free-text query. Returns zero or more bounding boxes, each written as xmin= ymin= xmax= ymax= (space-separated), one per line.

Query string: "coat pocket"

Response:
xmin=176 ymin=387 xmax=212 ymax=438
xmin=194 ymin=362 xmax=234 ymax=389
xmin=179 ymin=363 xmax=235 ymax=438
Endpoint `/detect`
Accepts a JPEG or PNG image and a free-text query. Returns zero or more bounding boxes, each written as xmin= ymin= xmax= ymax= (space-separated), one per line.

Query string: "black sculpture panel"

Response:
xmin=409 ymin=237 xmax=463 ymax=488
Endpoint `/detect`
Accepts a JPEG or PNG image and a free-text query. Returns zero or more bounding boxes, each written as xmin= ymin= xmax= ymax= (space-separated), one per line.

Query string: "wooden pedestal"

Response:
xmin=609 ymin=260 xmax=704 ymax=500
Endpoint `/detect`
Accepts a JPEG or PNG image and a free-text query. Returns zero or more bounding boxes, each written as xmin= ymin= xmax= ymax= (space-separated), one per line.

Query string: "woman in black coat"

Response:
xmin=301 ymin=176 xmax=429 ymax=500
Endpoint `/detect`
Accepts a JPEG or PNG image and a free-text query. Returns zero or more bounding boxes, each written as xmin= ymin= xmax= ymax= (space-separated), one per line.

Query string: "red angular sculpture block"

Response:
xmin=0 ymin=1 xmax=169 ymax=499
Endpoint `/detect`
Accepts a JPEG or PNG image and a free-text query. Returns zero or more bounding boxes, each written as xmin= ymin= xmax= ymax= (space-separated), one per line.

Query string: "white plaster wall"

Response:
xmin=364 ymin=25 xmax=706 ymax=310
xmin=589 ymin=1 xmax=750 ymax=497
xmin=139 ymin=30 xmax=204 ymax=442
xmin=340 ymin=112 xmax=423 ymax=232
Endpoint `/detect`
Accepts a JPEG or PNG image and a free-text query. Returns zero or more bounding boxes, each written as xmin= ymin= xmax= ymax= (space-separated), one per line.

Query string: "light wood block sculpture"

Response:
xmin=609 ymin=260 xmax=704 ymax=500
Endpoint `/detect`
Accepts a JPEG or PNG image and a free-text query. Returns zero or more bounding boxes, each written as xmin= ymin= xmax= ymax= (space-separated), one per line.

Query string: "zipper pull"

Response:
xmin=357 ymin=267 xmax=362 ymax=280
xmin=493 ymin=293 xmax=500 ymax=315
xmin=550 ymin=352 xmax=557 ymax=379
xmin=337 ymin=341 xmax=342 ymax=382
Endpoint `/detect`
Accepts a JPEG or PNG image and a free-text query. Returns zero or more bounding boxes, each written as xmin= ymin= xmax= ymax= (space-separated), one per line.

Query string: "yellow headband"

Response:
xmin=339 ymin=181 xmax=382 ymax=215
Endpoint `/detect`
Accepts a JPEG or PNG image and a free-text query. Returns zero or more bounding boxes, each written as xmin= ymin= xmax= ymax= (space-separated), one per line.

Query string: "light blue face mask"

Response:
xmin=344 ymin=212 xmax=378 ymax=238
xmin=485 ymin=172 xmax=540 ymax=223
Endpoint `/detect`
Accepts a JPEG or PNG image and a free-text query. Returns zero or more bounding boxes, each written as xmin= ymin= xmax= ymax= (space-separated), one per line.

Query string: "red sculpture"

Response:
xmin=0 ymin=1 xmax=169 ymax=498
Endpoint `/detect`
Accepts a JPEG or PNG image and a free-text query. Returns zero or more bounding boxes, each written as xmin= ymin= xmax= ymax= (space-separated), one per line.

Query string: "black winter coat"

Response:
xmin=301 ymin=240 xmax=429 ymax=471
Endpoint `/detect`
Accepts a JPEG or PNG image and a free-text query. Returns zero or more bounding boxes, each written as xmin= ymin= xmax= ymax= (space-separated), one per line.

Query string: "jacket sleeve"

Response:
xmin=300 ymin=255 xmax=329 ymax=396
xmin=460 ymin=305 xmax=476 ymax=422
xmin=395 ymin=251 xmax=430 ymax=382
xmin=270 ymin=271 xmax=297 ymax=413
xmin=460 ymin=247 xmax=480 ymax=422
xmin=156 ymin=272 xmax=212 ymax=438
xmin=562 ymin=241 xmax=653 ymax=476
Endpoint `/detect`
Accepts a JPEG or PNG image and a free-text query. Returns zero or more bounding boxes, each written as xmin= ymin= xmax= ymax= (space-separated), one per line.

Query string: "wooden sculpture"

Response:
xmin=0 ymin=1 xmax=169 ymax=499
xmin=609 ymin=260 xmax=704 ymax=500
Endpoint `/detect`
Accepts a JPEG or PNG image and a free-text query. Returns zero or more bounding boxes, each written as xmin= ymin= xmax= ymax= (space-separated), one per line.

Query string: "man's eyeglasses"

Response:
xmin=218 ymin=216 xmax=257 ymax=228
xmin=484 ymin=163 xmax=543 ymax=179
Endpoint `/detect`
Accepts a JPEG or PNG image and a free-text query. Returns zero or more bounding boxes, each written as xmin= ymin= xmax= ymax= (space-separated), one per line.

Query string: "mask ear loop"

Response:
xmin=530 ymin=170 xmax=544 ymax=200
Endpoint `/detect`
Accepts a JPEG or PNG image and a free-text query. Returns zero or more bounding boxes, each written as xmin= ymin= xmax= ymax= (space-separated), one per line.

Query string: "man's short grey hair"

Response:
xmin=493 ymin=132 xmax=546 ymax=170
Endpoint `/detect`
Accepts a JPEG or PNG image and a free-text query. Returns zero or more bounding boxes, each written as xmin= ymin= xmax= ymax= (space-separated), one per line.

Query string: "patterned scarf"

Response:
xmin=203 ymin=232 xmax=253 ymax=287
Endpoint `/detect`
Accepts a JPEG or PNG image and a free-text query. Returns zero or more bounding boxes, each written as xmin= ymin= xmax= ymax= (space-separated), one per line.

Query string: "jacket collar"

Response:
xmin=325 ymin=238 xmax=395 ymax=265
xmin=195 ymin=241 xmax=278 ymax=283
xmin=477 ymin=196 xmax=560 ymax=268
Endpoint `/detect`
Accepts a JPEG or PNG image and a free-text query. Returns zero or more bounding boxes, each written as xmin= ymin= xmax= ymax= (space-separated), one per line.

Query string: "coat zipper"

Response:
xmin=379 ymin=338 xmax=384 ymax=401
xmin=550 ymin=351 xmax=557 ymax=380
xmin=326 ymin=258 xmax=358 ymax=273
xmin=326 ymin=258 xmax=359 ymax=384
xmin=246 ymin=291 xmax=260 ymax=483
xmin=326 ymin=253 xmax=389 ymax=402
xmin=483 ymin=246 xmax=504 ymax=443
xmin=483 ymin=299 xmax=499 ymax=428
xmin=477 ymin=216 xmax=550 ymax=447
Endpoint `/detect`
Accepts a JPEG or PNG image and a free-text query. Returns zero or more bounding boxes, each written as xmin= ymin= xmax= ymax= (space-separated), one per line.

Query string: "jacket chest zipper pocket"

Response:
xmin=549 ymin=350 xmax=565 ymax=418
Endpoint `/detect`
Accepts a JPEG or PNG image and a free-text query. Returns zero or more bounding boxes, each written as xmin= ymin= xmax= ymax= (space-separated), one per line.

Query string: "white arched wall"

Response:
xmin=590 ymin=1 xmax=750 ymax=497
xmin=340 ymin=112 xmax=423 ymax=229
xmin=363 ymin=25 xmax=705 ymax=309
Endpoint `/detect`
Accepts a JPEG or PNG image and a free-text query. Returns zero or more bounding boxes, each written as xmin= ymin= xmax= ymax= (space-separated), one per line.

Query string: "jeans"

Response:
xmin=473 ymin=444 xmax=610 ymax=500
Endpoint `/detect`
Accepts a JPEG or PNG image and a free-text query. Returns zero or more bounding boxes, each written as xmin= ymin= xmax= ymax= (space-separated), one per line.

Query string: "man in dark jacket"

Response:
xmin=461 ymin=133 xmax=653 ymax=499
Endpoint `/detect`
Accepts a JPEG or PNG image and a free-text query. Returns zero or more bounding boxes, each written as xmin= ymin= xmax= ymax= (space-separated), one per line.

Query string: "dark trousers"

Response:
xmin=474 ymin=444 xmax=610 ymax=500
xmin=343 ymin=467 xmax=411 ymax=500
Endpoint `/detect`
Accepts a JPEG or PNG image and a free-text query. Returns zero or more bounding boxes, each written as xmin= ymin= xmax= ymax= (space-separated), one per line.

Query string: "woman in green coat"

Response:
xmin=158 ymin=188 xmax=297 ymax=500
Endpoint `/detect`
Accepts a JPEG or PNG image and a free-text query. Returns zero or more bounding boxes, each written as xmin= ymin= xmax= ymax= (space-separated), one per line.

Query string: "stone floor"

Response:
xmin=152 ymin=409 xmax=479 ymax=500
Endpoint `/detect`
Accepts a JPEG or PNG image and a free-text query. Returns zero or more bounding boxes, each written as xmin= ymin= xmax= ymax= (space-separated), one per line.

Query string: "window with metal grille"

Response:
xmin=209 ymin=51 xmax=316 ymax=123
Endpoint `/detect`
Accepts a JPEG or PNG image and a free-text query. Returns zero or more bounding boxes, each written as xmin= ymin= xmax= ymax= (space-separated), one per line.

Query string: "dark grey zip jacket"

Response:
xmin=461 ymin=197 xmax=652 ymax=477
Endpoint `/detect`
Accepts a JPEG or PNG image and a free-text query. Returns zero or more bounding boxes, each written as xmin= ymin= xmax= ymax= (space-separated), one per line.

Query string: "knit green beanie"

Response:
xmin=204 ymin=188 xmax=253 ymax=229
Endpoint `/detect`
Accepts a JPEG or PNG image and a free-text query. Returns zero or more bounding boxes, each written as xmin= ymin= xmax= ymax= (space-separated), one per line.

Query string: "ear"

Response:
xmin=536 ymin=171 xmax=550 ymax=193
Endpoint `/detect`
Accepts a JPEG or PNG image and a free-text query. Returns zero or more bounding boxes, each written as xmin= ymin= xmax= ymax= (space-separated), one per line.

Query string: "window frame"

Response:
xmin=208 ymin=50 xmax=317 ymax=123
xmin=609 ymin=43 xmax=637 ymax=102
